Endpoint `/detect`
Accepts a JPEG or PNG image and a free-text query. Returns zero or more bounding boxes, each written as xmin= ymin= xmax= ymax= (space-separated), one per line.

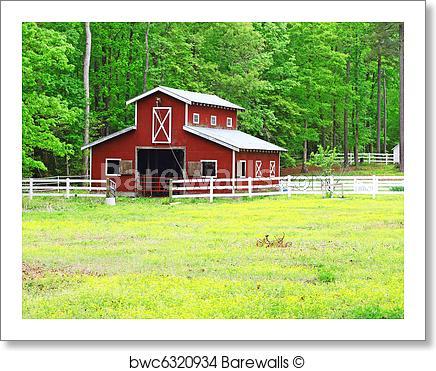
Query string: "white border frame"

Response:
xmin=226 ymin=116 xmax=232 ymax=128
xmin=210 ymin=115 xmax=217 ymax=126
xmin=200 ymin=159 xmax=218 ymax=178
xmin=0 ymin=0 xmax=425 ymax=341
xmin=152 ymin=106 xmax=172 ymax=144
xmin=105 ymin=158 xmax=122 ymax=177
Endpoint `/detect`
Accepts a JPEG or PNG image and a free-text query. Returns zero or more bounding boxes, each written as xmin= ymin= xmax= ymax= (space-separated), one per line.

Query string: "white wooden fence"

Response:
xmin=334 ymin=152 xmax=395 ymax=164
xmin=22 ymin=178 xmax=115 ymax=199
xmin=169 ymin=175 xmax=404 ymax=202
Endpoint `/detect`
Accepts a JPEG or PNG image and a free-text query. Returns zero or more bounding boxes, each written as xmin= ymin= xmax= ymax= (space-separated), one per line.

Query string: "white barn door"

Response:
xmin=152 ymin=107 xmax=172 ymax=144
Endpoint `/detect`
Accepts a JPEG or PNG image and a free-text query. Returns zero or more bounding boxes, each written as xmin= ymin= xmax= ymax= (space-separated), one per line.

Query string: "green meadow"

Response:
xmin=22 ymin=195 xmax=403 ymax=319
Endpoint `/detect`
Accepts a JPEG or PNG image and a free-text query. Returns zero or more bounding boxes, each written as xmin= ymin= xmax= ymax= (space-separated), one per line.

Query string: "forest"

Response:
xmin=22 ymin=22 xmax=404 ymax=177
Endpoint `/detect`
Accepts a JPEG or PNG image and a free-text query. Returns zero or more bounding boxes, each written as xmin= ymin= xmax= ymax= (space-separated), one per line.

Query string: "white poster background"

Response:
xmin=1 ymin=0 xmax=426 ymax=347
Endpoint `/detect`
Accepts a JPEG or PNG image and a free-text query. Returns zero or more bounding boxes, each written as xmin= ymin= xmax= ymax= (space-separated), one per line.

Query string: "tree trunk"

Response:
xmin=301 ymin=120 xmax=308 ymax=173
xmin=383 ymin=69 xmax=388 ymax=153
xmin=376 ymin=48 xmax=382 ymax=153
xmin=354 ymin=108 xmax=359 ymax=166
xmin=83 ymin=22 xmax=91 ymax=176
xmin=332 ymin=99 xmax=337 ymax=148
xmin=343 ymin=59 xmax=350 ymax=167
xmin=321 ymin=125 xmax=326 ymax=149
xmin=399 ymin=23 xmax=404 ymax=172
xmin=126 ymin=24 xmax=134 ymax=99
xmin=143 ymin=22 xmax=150 ymax=92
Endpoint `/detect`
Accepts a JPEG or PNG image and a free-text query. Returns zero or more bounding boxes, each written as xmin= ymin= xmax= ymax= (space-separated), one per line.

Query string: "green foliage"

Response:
xmin=22 ymin=23 xmax=82 ymax=176
xmin=389 ymin=186 xmax=404 ymax=192
xmin=317 ymin=267 xmax=336 ymax=283
xmin=22 ymin=22 xmax=402 ymax=176
xmin=22 ymin=195 xmax=403 ymax=319
xmin=308 ymin=145 xmax=338 ymax=175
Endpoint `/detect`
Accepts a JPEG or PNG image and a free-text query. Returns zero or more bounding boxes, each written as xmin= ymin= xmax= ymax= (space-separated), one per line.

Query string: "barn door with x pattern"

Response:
xmin=269 ymin=161 xmax=276 ymax=177
xmin=255 ymin=160 xmax=262 ymax=178
xmin=152 ymin=107 xmax=172 ymax=144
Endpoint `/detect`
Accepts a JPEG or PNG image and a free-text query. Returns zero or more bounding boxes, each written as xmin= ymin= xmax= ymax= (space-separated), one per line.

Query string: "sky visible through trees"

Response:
xmin=22 ymin=22 xmax=403 ymax=177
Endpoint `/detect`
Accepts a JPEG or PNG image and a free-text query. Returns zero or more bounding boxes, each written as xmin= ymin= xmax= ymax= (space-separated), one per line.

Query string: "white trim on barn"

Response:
xmin=270 ymin=160 xmax=276 ymax=177
xmin=193 ymin=113 xmax=200 ymax=125
xmin=255 ymin=160 xmax=262 ymax=178
xmin=105 ymin=158 xmax=122 ymax=176
xmin=200 ymin=160 xmax=218 ymax=178
xmin=81 ymin=126 xmax=136 ymax=150
xmin=152 ymin=107 xmax=172 ymax=144
xmin=126 ymin=86 xmax=191 ymax=106
xmin=126 ymin=86 xmax=245 ymax=110
xmin=237 ymin=160 xmax=247 ymax=178
xmin=89 ymin=147 xmax=92 ymax=179
xmin=226 ymin=117 xmax=233 ymax=128
xmin=211 ymin=115 xmax=217 ymax=126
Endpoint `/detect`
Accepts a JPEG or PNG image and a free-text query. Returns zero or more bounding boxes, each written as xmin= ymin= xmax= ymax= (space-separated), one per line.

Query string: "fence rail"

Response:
xmin=334 ymin=152 xmax=395 ymax=164
xmin=170 ymin=175 xmax=404 ymax=202
xmin=22 ymin=178 xmax=115 ymax=199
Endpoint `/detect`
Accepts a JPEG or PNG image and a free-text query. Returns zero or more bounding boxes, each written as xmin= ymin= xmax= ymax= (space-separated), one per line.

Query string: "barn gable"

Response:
xmin=126 ymin=86 xmax=245 ymax=111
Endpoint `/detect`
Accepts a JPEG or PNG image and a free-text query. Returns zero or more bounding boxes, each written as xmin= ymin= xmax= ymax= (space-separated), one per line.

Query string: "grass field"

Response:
xmin=22 ymin=195 xmax=404 ymax=319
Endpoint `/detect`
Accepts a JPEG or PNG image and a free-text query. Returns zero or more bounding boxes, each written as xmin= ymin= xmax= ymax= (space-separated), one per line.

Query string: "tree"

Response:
xmin=308 ymin=145 xmax=338 ymax=176
xmin=21 ymin=22 xmax=402 ymax=176
xmin=343 ymin=59 xmax=350 ymax=166
xmin=22 ymin=23 xmax=80 ymax=176
xmin=83 ymin=22 xmax=92 ymax=176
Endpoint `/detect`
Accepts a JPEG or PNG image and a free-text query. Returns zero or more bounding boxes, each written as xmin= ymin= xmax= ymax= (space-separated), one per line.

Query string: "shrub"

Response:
xmin=317 ymin=267 xmax=336 ymax=283
xmin=389 ymin=186 xmax=404 ymax=192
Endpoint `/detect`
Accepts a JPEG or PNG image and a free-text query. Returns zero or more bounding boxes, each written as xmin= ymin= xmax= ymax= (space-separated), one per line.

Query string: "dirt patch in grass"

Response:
xmin=22 ymin=262 xmax=104 ymax=280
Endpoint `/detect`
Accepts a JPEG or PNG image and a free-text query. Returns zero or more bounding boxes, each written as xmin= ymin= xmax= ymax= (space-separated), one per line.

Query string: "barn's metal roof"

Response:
xmin=126 ymin=86 xmax=245 ymax=111
xmin=183 ymin=126 xmax=287 ymax=152
xmin=81 ymin=126 xmax=136 ymax=150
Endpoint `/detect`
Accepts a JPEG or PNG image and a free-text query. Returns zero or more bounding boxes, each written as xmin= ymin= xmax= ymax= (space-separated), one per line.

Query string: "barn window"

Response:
xmin=270 ymin=160 xmax=276 ymax=177
xmin=193 ymin=113 xmax=200 ymax=124
xmin=226 ymin=117 xmax=233 ymax=128
xmin=201 ymin=160 xmax=217 ymax=177
xmin=237 ymin=160 xmax=246 ymax=178
xmin=255 ymin=160 xmax=262 ymax=178
xmin=105 ymin=158 xmax=121 ymax=176
xmin=210 ymin=115 xmax=217 ymax=126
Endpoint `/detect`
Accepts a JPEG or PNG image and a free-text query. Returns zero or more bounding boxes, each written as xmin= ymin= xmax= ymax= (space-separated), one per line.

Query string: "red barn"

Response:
xmin=82 ymin=86 xmax=287 ymax=196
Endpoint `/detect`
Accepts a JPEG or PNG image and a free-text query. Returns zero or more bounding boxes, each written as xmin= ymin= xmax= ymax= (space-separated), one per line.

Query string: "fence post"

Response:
xmin=169 ymin=179 xmax=173 ymax=203
xmin=385 ymin=153 xmax=388 ymax=165
xmin=209 ymin=177 xmax=214 ymax=203
xmin=372 ymin=175 xmax=377 ymax=199
xmin=248 ymin=177 xmax=252 ymax=198
xmin=287 ymin=175 xmax=291 ymax=198
xmin=57 ymin=176 xmax=60 ymax=192
xmin=330 ymin=175 xmax=334 ymax=198
xmin=368 ymin=153 xmax=371 ymax=164
xmin=66 ymin=178 xmax=70 ymax=198
xmin=106 ymin=178 xmax=110 ymax=198
xmin=29 ymin=178 xmax=33 ymax=200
